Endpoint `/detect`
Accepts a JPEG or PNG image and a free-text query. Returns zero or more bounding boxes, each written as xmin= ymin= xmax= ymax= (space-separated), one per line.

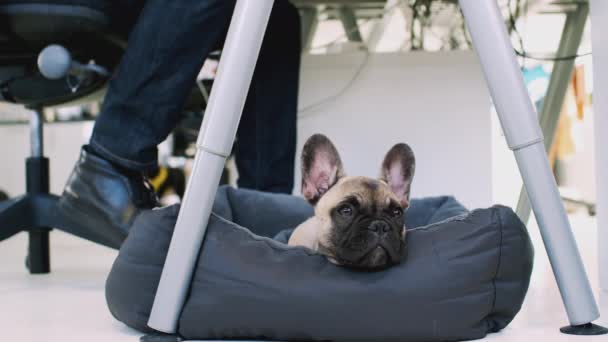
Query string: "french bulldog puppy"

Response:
xmin=288 ymin=134 xmax=416 ymax=270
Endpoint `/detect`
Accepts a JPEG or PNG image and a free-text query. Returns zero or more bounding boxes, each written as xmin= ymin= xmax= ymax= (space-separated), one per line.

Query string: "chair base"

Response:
xmin=0 ymin=144 xmax=120 ymax=274
xmin=0 ymin=104 xmax=123 ymax=273
xmin=0 ymin=192 xmax=121 ymax=274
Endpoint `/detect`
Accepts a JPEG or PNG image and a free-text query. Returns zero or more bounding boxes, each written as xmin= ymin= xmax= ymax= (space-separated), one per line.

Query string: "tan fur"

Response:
xmin=288 ymin=176 xmax=404 ymax=254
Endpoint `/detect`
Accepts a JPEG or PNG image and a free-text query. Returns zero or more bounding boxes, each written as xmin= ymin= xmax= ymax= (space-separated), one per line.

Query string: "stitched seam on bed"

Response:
xmin=210 ymin=210 xmax=470 ymax=258
xmin=490 ymin=208 xmax=505 ymax=320
xmin=407 ymin=213 xmax=469 ymax=232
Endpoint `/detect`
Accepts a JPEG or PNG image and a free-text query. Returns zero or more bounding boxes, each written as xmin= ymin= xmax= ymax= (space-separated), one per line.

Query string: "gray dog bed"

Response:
xmin=106 ymin=186 xmax=534 ymax=341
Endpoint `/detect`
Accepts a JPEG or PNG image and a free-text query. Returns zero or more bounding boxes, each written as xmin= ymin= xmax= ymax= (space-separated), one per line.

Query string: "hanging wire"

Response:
xmin=508 ymin=0 xmax=591 ymax=62
xmin=300 ymin=0 xmax=589 ymax=117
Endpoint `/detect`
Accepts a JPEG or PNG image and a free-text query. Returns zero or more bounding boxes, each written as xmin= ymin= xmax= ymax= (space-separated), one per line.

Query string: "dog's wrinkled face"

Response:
xmin=315 ymin=177 xmax=407 ymax=269
xmin=299 ymin=134 xmax=416 ymax=270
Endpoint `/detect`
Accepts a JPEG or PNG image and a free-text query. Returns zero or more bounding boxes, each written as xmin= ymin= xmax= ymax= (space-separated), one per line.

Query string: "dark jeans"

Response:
xmin=90 ymin=0 xmax=300 ymax=193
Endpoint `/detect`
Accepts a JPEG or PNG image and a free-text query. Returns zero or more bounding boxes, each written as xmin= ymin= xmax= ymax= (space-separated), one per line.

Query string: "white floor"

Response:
xmin=0 ymin=208 xmax=607 ymax=342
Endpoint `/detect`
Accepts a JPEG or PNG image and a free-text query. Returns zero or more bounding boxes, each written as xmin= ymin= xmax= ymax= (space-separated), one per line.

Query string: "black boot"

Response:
xmin=58 ymin=146 xmax=159 ymax=248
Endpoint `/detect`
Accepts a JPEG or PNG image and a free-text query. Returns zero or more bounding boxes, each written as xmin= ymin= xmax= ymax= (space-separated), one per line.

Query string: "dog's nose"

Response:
xmin=368 ymin=220 xmax=390 ymax=234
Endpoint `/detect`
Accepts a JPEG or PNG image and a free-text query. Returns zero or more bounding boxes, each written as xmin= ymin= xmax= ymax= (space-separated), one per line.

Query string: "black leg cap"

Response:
xmin=140 ymin=333 xmax=182 ymax=342
xmin=560 ymin=323 xmax=608 ymax=335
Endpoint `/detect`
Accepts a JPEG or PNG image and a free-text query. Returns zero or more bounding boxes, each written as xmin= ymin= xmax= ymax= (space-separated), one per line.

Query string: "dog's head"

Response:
xmin=301 ymin=134 xmax=416 ymax=270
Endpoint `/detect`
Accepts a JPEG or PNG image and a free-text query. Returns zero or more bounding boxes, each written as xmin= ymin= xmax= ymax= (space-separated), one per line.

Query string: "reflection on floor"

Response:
xmin=0 ymin=208 xmax=606 ymax=342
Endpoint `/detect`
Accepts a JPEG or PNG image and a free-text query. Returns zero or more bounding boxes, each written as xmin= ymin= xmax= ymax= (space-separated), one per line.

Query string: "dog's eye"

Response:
xmin=391 ymin=208 xmax=403 ymax=217
xmin=338 ymin=205 xmax=353 ymax=217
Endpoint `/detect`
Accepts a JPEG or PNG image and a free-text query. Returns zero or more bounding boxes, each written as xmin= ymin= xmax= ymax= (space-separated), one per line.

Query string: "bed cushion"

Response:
xmin=106 ymin=186 xmax=533 ymax=341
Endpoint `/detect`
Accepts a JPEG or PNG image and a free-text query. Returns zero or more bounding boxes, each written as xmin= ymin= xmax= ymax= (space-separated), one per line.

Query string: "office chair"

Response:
xmin=0 ymin=0 xmax=207 ymax=274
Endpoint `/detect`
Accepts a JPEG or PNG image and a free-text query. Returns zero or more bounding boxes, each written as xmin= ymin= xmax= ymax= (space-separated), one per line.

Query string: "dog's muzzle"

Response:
xmin=334 ymin=221 xmax=406 ymax=270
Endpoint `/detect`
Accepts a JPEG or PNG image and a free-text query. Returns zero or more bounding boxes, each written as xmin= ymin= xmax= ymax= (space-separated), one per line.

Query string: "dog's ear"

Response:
xmin=379 ymin=143 xmax=416 ymax=208
xmin=301 ymin=134 xmax=345 ymax=205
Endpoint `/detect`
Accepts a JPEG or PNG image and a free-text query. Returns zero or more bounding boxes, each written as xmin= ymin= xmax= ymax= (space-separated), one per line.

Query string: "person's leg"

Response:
xmin=234 ymin=0 xmax=301 ymax=194
xmin=90 ymin=0 xmax=237 ymax=171
xmin=60 ymin=0 xmax=237 ymax=245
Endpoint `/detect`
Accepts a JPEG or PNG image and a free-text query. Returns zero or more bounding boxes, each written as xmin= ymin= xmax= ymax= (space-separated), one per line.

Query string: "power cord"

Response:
xmin=298 ymin=48 xmax=370 ymax=117
xmin=299 ymin=0 xmax=408 ymax=116
xmin=508 ymin=0 xmax=591 ymax=62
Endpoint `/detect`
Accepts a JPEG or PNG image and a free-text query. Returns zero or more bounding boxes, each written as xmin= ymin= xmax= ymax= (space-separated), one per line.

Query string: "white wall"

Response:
xmin=296 ymin=50 xmax=493 ymax=209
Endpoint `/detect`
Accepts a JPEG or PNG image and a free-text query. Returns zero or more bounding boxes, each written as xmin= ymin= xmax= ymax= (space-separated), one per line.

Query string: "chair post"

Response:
xmin=459 ymin=0 xmax=606 ymax=335
xmin=30 ymin=107 xmax=43 ymax=157
xmin=26 ymin=108 xmax=51 ymax=274
xmin=147 ymin=0 xmax=275 ymax=334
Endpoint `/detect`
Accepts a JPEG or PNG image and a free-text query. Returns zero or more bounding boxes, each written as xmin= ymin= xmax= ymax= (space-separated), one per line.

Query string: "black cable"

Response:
xmin=514 ymin=50 xmax=592 ymax=61
xmin=508 ymin=0 xmax=591 ymax=62
xmin=508 ymin=0 xmax=526 ymax=65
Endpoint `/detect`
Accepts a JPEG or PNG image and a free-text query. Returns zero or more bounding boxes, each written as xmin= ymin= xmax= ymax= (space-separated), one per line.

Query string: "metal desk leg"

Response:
xmin=146 ymin=0 xmax=275 ymax=334
xmin=300 ymin=6 xmax=319 ymax=51
xmin=459 ymin=0 xmax=606 ymax=335
xmin=338 ymin=6 xmax=363 ymax=42
xmin=515 ymin=3 xmax=589 ymax=224
xmin=590 ymin=0 xmax=608 ymax=293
